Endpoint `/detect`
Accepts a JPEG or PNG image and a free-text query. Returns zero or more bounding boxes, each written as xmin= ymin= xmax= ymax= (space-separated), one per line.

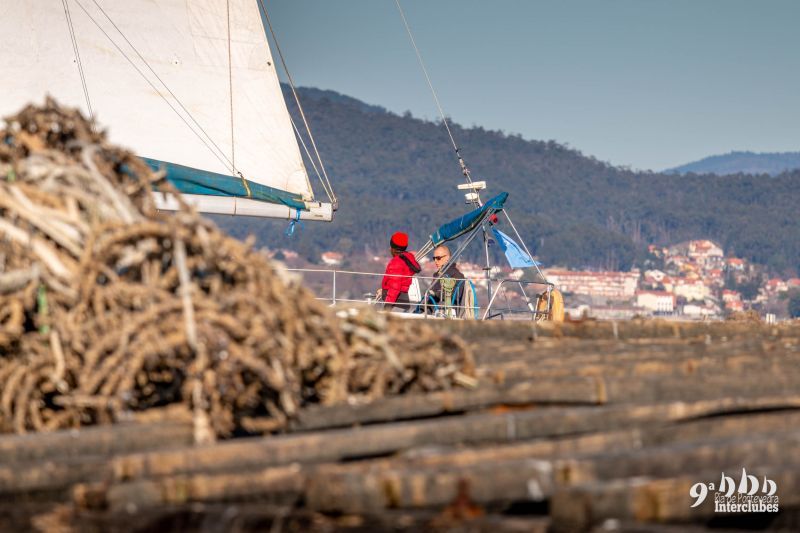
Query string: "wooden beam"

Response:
xmin=110 ymin=395 xmax=800 ymax=481
xmin=550 ymin=466 xmax=798 ymax=531
xmin=0 ymin=420 xmax=193 ymax=463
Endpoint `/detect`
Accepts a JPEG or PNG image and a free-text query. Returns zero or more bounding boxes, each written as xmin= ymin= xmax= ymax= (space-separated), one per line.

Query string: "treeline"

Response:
xmin=667 ymin=151 xmax=800 ymax=177
xmin=212 ymin=86 xmax=800 ymax=275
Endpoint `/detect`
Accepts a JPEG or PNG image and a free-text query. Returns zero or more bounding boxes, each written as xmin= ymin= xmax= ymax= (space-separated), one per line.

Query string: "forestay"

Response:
xmin=1 ymin=1 xmax=331 ymax=220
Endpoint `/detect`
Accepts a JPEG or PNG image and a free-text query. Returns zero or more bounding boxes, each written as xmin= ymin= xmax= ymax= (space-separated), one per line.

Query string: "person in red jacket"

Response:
xmin=379 ymin=231 xmax=421 ymax=311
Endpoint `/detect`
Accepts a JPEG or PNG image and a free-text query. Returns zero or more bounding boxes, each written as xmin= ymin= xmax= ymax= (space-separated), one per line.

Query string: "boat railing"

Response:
xmin=279 ymin=267 xmax=555 ymax=320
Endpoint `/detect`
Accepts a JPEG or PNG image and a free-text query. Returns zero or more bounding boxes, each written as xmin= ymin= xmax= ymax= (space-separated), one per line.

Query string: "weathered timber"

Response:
xmin=317 ymin=410 xmax=800 ymax=476
xmin=8 ymin=409 xmax=798 ymax=500
xmin=600 ymin=371 xmax=800 ymax=404
xmin=292 ymin=379 xmax=604 ymax=431
xmin=44 ymin=503 xmax=551 ymax=533
xmin=305 ymin=458 xmax=549 ymax=514
xmin=110 ymin=396 xmax=800 ymax=481
xmin=550 ymin=466 xmax=799 ymax=532
xmin=293 ymin=371 xmax=800 ymax=431
xmin=553 ymin=431 xmax=800 ymax=486
xmin=303 ymin=427 xmax=800 ymax=514
xmin=443 ymin=319 xmax=800 ymax=343
xmin=588 ymin=524 xmax=770 ymax=533
xmin=474 ymin=337 xmax=799 ymax=367
xmin=479 ymin=351 xmax=800 ymax=384
xmin=99 ymin=464 xmax=304 ymax=513
xmin=0 ymin=456 xmax=111 ymax=496
xmin=0 ymin=420 xmax=193 ymax=464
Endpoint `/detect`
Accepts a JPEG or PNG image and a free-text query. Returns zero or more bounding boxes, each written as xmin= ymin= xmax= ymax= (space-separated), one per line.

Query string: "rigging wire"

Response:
xmin=61 ymin=0 xmax=95 ymax=124
xmin=289 ymin=115 xmax=334 ymax=203
xmin=257 ymin=0 xmax=337 ymax=208
xmin=396 ymin=2 xmax=547 ymax=290
xmin=394 ymin=0 xmax=476 ymax=192
xmin=501 ymin=210 xmax=547 ymax=282
xmin=81 ymin=0 xmax=239 ymax=176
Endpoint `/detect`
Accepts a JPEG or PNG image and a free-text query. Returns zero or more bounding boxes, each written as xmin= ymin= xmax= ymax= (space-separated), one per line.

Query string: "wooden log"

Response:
xmin=474 ymin=337 xmax=799 ymax=367
xmin=56 ymin=502 xmax=550 ymax=533
xmin=303 ymin=425 xmax=800 ymax=514
xmin=322 ymin=410 xmax=800 ymax=476
xmin=601 ymin=371 xmax=800 ymax=405
xmin=293 ymin=370 xmax=800 ymax=431
xmin=554 ymin=431 xmax=800 ymax=487
xmin=0 ymin=456 xmax=111 ymax=496
xmin=292 ymin=379 xmax=604 ymax=431
xmin=98 ymin=464 xmax=304 ymax=513
xmin=306 ymin=458 xmax=548 ymax=514
xmin=479 ymin=351 xmax=800 ymax=384
xmin=549 ymin=466 xmax=799 ymax=532
xmin=111 ymin=396 xmax=800 ymax=481
xmin=10 ymin=407 xmax=798 ymax=499
xmin=0 ymin=420 xmax=193 ymax=463
xmin=442 ymin=319 xmax=800 ymax=343
xmin=477 ymin=336 xmax=800 ymax=363
xmin=0 ymin=388 xmax=797 ymax=493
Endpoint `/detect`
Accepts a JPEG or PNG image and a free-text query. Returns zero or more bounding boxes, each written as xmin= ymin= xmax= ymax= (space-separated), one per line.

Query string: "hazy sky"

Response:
xmin=266 ymin=0 xmax=800 ymax=171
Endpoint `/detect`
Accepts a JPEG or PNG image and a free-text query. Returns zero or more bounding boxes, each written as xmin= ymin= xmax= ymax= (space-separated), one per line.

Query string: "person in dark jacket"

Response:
xmin=427 ymin=245 xmax=466 ymax=317
xmin=379 ymin=231 xmax=420 ymax=311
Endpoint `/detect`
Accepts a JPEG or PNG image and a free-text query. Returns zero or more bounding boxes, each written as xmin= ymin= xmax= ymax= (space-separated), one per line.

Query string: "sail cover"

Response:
xmin=0 ymin=0 xmax=315 ymax=204
xmin=430 ymin=192 xmax=508 ymax=246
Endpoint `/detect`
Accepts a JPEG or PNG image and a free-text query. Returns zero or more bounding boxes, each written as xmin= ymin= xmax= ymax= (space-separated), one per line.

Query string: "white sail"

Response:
xmin=0 ymin=0 xmax=322 ymax=209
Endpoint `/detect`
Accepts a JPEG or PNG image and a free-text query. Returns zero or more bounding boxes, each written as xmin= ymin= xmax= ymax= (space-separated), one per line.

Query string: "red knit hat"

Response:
xmin=390 ymin=231 xmax=409 ymax=251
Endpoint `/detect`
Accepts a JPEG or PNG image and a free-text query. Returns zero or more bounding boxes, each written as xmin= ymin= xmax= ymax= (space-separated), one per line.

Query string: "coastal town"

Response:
xmin=543 ymin=240 xmax=799 ymax=320
xmin=274 ymin=239 xmax=800 ymax=321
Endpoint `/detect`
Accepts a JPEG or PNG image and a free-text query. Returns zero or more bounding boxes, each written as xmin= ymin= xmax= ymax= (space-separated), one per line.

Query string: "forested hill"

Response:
xmin=666 ymin=151 xmax=800 ymax=177
xmin=213 ymin=86 xmax=800 ymax=275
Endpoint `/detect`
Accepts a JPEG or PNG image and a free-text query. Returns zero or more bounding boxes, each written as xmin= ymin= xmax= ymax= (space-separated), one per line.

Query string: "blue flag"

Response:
xmin=492 ymin=228 xmax=538 ymax=269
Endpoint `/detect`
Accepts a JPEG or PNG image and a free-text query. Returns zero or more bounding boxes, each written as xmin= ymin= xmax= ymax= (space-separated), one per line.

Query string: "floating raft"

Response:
xmin=2 ymin=319 xmax=800 ymax=532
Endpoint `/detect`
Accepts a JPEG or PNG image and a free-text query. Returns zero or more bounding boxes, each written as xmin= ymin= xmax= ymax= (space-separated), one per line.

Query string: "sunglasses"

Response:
xmin=433 ymin=255 xmax=449 ymax=261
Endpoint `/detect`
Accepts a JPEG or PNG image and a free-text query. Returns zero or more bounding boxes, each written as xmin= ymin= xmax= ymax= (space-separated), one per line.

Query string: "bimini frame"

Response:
xmin=414 ymin=191 xmax=556 ymax=320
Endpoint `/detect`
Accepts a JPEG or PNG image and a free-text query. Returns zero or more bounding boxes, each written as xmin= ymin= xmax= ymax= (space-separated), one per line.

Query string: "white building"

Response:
xmin=636 ymin=290 xmax=675 ymax=314
xmin=673 ymin=278 xmax=711 ymax=302
xmin=320 ymin=251 xmax=343 ymax=266
xmin=683 ymin=303 xmax=719 ymax=319
xmin=721 ymin=289 xmax=742 ymax=303
xmin=544 ymin=269 xmax=640 ymax=300
xmin=644 ymin=269 xmax=667 ymax=283
xmin=688 ymin=240 xmax=724 ymax=267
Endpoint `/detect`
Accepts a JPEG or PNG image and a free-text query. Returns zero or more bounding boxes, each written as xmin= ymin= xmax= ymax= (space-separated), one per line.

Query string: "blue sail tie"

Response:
xmin=285 ymin=209 xmax=303 ymax=237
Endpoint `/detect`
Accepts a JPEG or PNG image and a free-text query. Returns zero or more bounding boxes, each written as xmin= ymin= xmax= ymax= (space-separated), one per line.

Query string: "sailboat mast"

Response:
xmin=395 ymin=0 xmax=496 ymax=299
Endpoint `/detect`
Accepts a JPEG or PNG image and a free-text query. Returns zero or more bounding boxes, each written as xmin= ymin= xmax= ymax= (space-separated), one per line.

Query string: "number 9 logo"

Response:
xmin=690 ymin=482 xmax=708 ymax=508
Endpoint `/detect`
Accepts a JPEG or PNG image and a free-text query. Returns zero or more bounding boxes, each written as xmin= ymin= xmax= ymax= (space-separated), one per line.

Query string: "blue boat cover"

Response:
xmin=430 ymin=192 xmax=508 ymax=246
xmin=142 ymin=157 xmax=307 ymax=211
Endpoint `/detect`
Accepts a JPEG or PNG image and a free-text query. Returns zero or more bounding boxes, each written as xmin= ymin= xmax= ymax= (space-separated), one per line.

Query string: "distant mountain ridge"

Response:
xmin=212 ymin=85 xmax=800 ymax=275
xmin=291 ymin=86 xmax=388 ymax=116
xmin=666 ymin=151 xmax=800 ymax=176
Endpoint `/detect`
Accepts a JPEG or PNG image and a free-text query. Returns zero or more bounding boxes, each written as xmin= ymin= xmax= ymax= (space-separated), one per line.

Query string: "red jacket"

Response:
xmin=381 ymin=251 xmax=421 ymax=303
